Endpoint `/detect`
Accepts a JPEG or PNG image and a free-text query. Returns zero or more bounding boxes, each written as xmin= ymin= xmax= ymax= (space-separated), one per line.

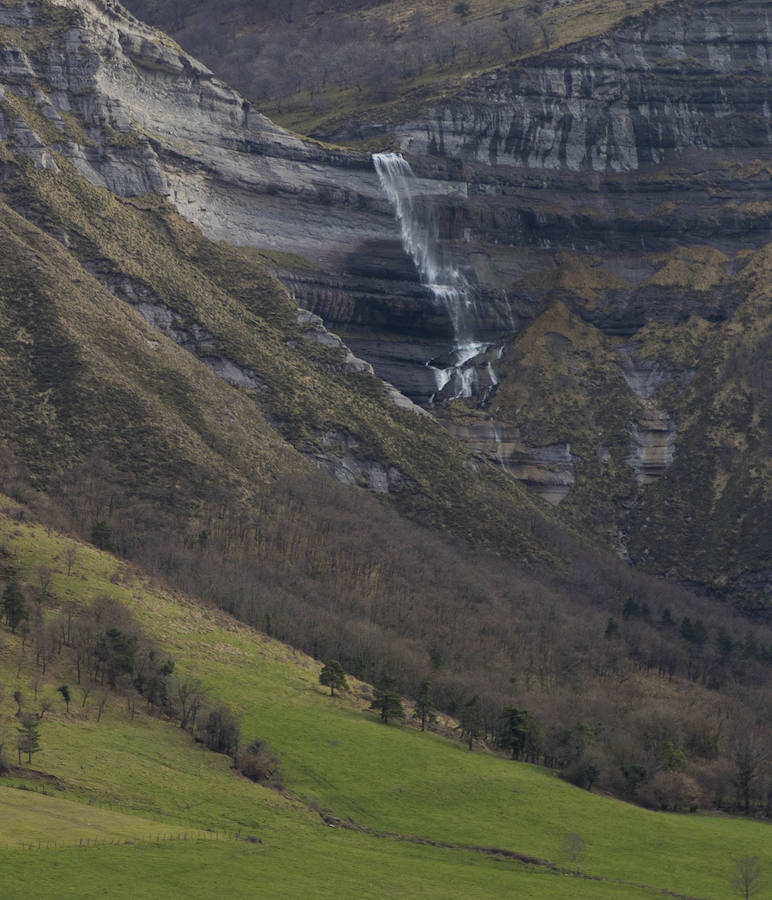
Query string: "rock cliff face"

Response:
xmin=0 ymin=0 xmax=474 ymax=395
xmin=401 ymin=1 xmax=771 ymax=173
xmin=1 ymin=0 xmax=769 ymax=603
xmin=309 ymin=0 xmax=772 ymax=425
xmin=0 ymin=0 xmax=372 ymax=244
xmin=364 ymin=0 xmax=770 ymax=606
xmin=354 ymin=0 xmax=768 ymax=604
xmin=384 ymin=0 xmax=772 ymax=297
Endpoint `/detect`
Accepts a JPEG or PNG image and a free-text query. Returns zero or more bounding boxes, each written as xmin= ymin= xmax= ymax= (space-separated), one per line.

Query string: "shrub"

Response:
xmin=235 ymin=739 xmax=282 ymax=788
xmin=200 ymin=704 xmax=240 ymax=758
xmin=640 ymin=771 xmax=702 ymax=812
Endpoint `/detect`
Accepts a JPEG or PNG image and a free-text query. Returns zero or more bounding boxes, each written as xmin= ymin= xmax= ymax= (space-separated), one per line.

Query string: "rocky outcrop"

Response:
xmin=626 ymin=412 xmax=677 ymax=484
xmin=617 ymin=347 xmax=682 ymax=484
xmin=399 ymin=1 xmax=771 ymax=174
xmin=437 ymin=412 xmax=576 ymax=504
xmin=0 ymin=0 xmax=376 ymax=249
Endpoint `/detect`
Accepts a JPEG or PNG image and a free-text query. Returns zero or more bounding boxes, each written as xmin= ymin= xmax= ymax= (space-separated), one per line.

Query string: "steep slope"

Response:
xmin=393 ymin=0 xmax=772 ymax=602
xmin=123 ymin=0 xmax=681 ymax=139
xmin=0 ymin=0 xmax=695 ymax=757
xmin=0 ymin=148 xmax=575 ymax=558
xmin=2 ymin=504 xmax=772 ymax=898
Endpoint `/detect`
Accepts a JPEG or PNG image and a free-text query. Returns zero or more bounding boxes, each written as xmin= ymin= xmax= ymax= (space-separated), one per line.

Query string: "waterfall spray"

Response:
xmin=373 ymin=152 xmax=486 ymax=398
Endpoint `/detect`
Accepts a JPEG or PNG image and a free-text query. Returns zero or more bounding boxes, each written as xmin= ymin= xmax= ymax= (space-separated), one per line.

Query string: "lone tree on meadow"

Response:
xmin=65 ymin=544 xmax=78 ymax=577
xmin=413 ymin=680 xmax=435 ymax=731
xmin=319 ymin=660 xmax=348 ymax=697
xmin=732 ymin=856 xmax=762 ymax=899
xmin=369 ymin=675 xmax=404 ymax=724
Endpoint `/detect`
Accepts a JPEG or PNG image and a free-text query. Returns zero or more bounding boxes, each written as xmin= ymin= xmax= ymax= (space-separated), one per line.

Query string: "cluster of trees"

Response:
xmin=125 ymin=0 xmax=547 ymax=122
xmin=325 ymin=658 xmax=770 ymax=818
xmin=0 ymin=567 xmax=280 ymax=787
xmin=323 ymin=666 xmax=434 ymax=730
xmin=1 ymin=439 xmax=770 ymax=814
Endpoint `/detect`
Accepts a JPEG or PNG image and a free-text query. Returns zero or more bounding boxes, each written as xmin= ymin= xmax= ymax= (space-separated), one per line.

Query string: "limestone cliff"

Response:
xmin=0 ymin=0 xmax=462 ymax=393
xmin=1 ymin=0 xmax=769 ymax=605
xmin=352 ymin=0 xmax=771 ymax=604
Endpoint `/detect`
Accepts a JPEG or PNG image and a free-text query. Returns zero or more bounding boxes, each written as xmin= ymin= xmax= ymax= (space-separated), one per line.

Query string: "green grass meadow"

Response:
xmin=0 ymin=508 xmax=770 ymax=898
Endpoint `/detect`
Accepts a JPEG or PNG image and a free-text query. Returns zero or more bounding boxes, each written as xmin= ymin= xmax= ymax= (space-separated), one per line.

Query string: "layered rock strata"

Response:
xmin=1 ymin=0 xmax=769 ymax=599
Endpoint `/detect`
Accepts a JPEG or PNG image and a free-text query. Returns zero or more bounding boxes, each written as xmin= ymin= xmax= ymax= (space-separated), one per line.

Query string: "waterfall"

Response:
xmin=493 ymin=422 xmax=509 ymax=474
xmin=373 ymin=152 xmax=486 ymax=399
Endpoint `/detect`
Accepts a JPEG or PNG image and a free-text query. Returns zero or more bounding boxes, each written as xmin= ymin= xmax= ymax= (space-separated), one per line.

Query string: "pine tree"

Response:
xmin=369 ymin=675 xmax=404 ymax=724
xmin=680 ymin=616 xmax=695 ymax=642
xmin=413 ymin=680 xmax=435 ymax=731
xmin=17 ymin=714 xmax=41 ymax=764
xmin=2 ymin=579 xmax=27 ymax=633
xmin=458 ymin=696 xmax=485 ymax=751
xmin=659 ymin=608 xmax=675 ymax=629
xmin=89 ymin=520 xmax=114 ymax=551
xmin=319 ymin=660 xmax=348 ymax=697
xmin=498 ymin=706 xmax=531 ymax=760
xmin=57 ymin=684 xmax=71 ymax=713
xmin=622 ymin=598 xmax=641 ymax=619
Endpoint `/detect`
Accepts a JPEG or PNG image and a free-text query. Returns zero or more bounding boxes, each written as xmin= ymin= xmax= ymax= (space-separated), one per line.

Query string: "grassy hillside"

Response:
xmin=1 ymin=504 xmax=770 ymax=899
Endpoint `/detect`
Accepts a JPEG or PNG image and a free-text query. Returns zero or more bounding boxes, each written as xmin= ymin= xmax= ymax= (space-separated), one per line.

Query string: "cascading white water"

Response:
xmin=373 ymin=152 xmax=485 ymax=399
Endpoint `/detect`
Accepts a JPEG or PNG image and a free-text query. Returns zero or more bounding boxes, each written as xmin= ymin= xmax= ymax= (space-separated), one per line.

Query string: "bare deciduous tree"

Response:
xmin=559 ymin=833 xmax=585 ymax=871
xmin=65 ymin=544 xmax=78 ymax=577
xmin=732 ymin=857 xmax=762 ymax=899
xmin=731 ymin=731 xmax=768 ymax=816
xmin=176 ymin=678 xmax=209 ymax=732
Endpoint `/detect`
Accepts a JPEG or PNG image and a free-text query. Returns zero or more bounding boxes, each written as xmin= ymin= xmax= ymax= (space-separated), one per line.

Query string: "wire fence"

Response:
xmin=4 ymin=830 xmax=262 ymax=851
